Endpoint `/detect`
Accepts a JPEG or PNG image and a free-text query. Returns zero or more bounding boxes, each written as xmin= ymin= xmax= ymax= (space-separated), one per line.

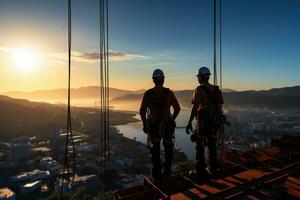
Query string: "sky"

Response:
xmin=0 ymin=0 xmax=299 ymax=92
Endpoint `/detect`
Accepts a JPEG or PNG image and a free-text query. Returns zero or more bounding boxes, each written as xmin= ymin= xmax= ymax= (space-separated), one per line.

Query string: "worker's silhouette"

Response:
xmin=186 ymin=67 xmax=224 ymax=177
xmin=140 ymin=69 xmax=181 ymax=184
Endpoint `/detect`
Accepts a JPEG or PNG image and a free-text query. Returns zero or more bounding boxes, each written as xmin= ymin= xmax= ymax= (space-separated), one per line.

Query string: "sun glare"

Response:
xmin=11 ymin=48 xmax=39 ymax=72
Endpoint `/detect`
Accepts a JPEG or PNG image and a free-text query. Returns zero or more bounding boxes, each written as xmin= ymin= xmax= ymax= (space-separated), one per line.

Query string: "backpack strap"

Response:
xmin=200 ymin=85 xmax=213 ymax=103
xmin=148 ymin=88 xmax=154 ymax=95
xmin=163 ymin=87 xmax=170 ymax=95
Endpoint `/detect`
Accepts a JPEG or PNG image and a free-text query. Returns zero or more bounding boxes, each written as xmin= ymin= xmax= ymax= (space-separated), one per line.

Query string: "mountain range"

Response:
xmin=2 ymin=86 xmax=145 ymax=100
xmin=0 ymin=85 xmax=299 ymax=138
xmin=110 ymin=86 xmax=300 ymax=110
xmin=1 ymin=85 xmax=300 ymax=110
xmin=0 ymin=95 xmax=137 ymax=139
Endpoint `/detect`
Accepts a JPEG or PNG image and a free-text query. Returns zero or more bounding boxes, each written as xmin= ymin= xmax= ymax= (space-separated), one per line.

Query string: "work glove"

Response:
xmin=142 ymin=122 xmax=149 ymax=134
xmin=170 ymin=115 xmax=176 ymax=127
xmin=186 ymin=122 xmax=193 ymax=135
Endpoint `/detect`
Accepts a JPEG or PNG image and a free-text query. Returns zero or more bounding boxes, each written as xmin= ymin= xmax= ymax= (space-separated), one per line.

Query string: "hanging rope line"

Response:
xmin=213 ymin=0 xmax=217 ymax=86
xmin=61 ymin=0 xmax=76 ymax=195
xmin=99 ymin=0 xmax=109 ymax=192
xmin=219 ymin=0 xmax=222 ymax=91
xmin=105 ymin=0 xmax=110 ymax=184
xmin=218 ymin=0 xmax=226 ymax=165
xmin=213 ymin=0 xmax=226 ymax=165
xmin=213 ymin=0 xmax=223 ymax=89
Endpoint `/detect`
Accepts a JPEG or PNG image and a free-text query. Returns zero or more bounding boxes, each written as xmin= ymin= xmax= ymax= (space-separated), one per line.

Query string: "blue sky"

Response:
xmin=0 ymin=0 xmax=299 ymax=91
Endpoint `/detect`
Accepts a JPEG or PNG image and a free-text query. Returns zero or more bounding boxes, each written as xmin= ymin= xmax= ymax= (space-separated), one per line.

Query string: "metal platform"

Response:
xmin=113 ymin=135 xmax=300 ymax=200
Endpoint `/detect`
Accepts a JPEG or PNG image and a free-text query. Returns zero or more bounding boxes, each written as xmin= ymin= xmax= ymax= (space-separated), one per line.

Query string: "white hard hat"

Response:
xmin=152 ymin=69 xmax=165 ymax=79
xmin=197 ymin=66 xmax=211 ymax=76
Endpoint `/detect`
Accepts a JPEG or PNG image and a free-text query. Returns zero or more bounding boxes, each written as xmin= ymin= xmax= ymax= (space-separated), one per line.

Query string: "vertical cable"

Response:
xmin=61 ymin=0 xmax=76 ymax=196
xmin=213 ymin=0 xmax=217 ymax=86
xmin=105 ymin=0 xmax=110 ymax=191
xmin=103 ymin=0 xmax=107 ymax=190
xmin=99 ymin=0 xmax=103 ymax=192
xmin=99 ymin=0 xmax=109 ymax=192
xmin=219 ymin=0 xmax=226 ymax=165
xmin=68 ymin=0 xmax=76 ymax=181
xmin=219 ymin=0 xmax=222 ymax=91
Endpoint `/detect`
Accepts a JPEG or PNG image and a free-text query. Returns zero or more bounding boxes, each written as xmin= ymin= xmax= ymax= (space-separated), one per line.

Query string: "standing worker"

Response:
xmin=140 ymin=68 xmax=181 ymax=185
xmin=186 ymin=67 xmax=224 ymax=177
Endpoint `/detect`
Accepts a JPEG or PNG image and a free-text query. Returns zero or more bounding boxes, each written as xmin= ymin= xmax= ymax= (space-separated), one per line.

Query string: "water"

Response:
xmin=34 ymin=98 xmax=195 ymax=159
xmin=115 ymin=110 xmax=195 ymax=160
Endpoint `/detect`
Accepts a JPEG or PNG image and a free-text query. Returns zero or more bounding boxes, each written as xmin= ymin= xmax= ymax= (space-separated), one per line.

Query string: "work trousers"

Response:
xmin=195 ymin=136 xmax=218 ymax=174
xmin=150 ymin=141 xmax=174 ymax=182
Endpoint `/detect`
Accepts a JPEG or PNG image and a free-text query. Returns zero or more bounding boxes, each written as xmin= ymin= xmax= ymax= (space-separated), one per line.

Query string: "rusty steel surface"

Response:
xmin=113 ymin=135 xmax=300 ymax=200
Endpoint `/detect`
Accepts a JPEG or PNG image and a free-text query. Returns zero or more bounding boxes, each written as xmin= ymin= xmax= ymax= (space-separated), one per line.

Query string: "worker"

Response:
xmin=186 ymin=66 xmax=224 ymax=177
xmin=140 ymin=68 xmax=181 ymax=185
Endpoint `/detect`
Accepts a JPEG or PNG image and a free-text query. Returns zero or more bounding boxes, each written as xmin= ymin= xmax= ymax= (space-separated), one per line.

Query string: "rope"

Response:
xmin=213 ymin=0 xmax=226 ymax=165
xmin=213 ymin=0 xmax=223 ymax=90
xmin=99 ymin=0 xmax=109 ymax=192
xmin=219 ymin=0 xmax=227 ymax=165
xmin=217 ymin=0 xmax=224 ymax=165
xmin=213 ymin=0 xmax=217 ymax=86
xmin=106 ymin=0 xmax=110 ymax=187
xmin=61 ymin=0 xmax=76 ymax=196
xmin=219 ymin=0 xmax=222 ymax=91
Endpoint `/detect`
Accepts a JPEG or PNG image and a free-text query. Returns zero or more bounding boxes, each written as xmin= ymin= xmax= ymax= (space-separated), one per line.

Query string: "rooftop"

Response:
xmin=10 ymin=169 xmax=50 ymax=183
xmin=73 ymin=174 xmax=98 ymax=183
xmin=0 ymin=188 xmax=15 ymax=199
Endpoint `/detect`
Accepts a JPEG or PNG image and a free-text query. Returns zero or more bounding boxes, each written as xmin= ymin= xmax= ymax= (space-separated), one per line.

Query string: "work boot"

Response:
xmin=163 ymin=161 xmax=172 ymax=176
xmin=152 ymin=175 xmax=162 ymax=187
xmin=152 ymin=164 xmax=162 ymax=186
xmin=163 ymin=142 xmax=173 ymax=176
xmin=189 ymin=169 xmax=209 ymax=180
xmin=206 ymin=167 xmax=218 ymax=178
xmin=188 ymin=170 xmax=197 ymax=178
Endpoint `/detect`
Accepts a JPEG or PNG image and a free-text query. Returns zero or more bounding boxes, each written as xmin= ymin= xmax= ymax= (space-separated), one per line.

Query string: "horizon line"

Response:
xmin=1 ymin=84 xmax=300 ymax=94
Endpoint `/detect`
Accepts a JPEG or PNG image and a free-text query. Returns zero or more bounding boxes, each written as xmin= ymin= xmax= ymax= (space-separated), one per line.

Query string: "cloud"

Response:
xmin=144 ymin=62 xmax=176 ymax=67
xmin=0 ymin=47 xmax=11 ymax=52
xmin=73 ymin=51 xmax=149 ymax=62
xmin=0 ymin=47 xmax=149 ymax=64
xmin=0 ymin=47 xmax=37 ymax=54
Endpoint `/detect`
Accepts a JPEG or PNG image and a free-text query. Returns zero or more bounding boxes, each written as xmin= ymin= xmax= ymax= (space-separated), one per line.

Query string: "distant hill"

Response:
xmin=2 ymin=86 xmax=300 ymax=110
xmin=0 ymin=95 xmax=66 ymax=139
xmin=2 ymin=86 xmax=145 ymax=100
xmin=0 ymin=86 xmax=234 ymax=102
xmin=0 ymin=95 xmax=137 ymax=140
xmin=255 ymin=86 xmax=300 ymax=96
xmin=111 ymin=86 xmax=300 ymax=110
xmin=222 ymin=88 xmax=237 ymax=93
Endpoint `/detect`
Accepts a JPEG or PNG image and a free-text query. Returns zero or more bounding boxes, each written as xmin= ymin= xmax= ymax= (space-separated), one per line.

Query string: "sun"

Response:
xmin=11 ymin=48 xmax=39 ymax=72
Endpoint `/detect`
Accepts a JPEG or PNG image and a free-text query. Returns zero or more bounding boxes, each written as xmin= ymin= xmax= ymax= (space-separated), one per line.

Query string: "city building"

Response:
xmin=52 ymin=131 xmax=88 ymax=154
xmin=55 ymin=174 xmax=99 ymax=194
xmin=71 ymin=174 xmax=99 ymax=190
xmin=19 ymin=180 xmax=42 ymax=195
xmin=10 ymin=136 xmax=31 ymax=161
xmin=40 ymin=157 xmax=62 ymax=175
xmin=10 ymin=169 xmax=50 ymax=184
xmin=0 ymin=188 xmax=16 ymax=200
xmin=10 ymin=144 xmax=31 ymax=161
xmin=12 ymin=136 xmax=30 ymax=145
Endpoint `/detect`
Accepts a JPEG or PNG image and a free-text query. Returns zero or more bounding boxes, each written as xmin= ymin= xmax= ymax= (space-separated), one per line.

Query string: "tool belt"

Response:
xmin=147 ymin=115 xmax=175 ymax=144
xmin=196 ymin=106 xmax=217 ymax=134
